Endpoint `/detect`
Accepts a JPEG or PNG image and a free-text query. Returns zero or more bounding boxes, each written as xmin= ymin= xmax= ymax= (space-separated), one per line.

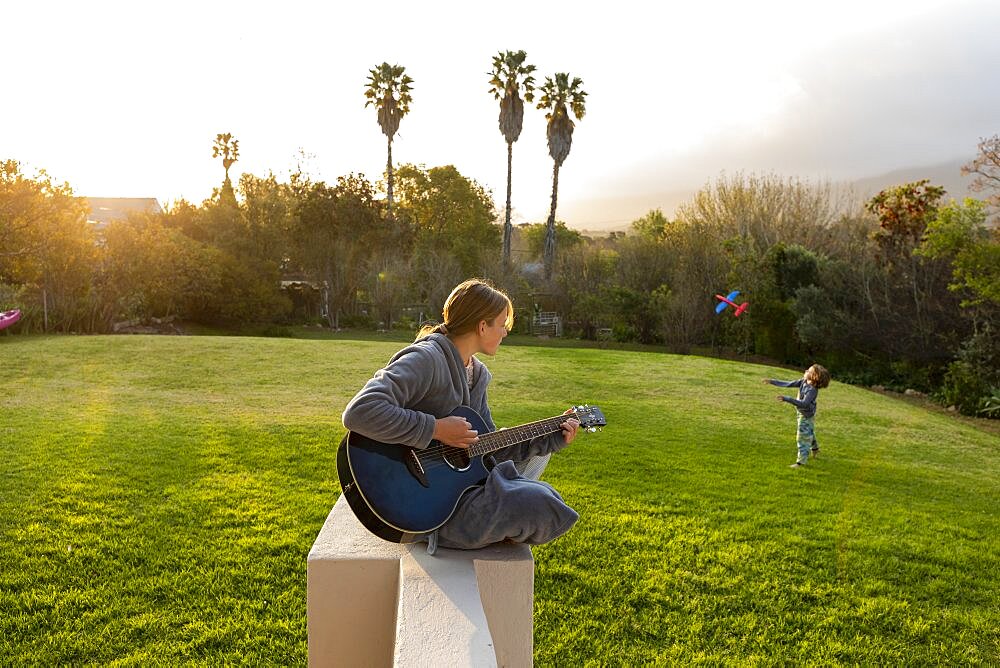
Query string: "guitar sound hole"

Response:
xmin=442 ymin=447 xmax=472 ymax=471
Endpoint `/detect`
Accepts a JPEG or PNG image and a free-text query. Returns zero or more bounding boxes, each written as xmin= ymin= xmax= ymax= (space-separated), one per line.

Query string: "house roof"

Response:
xmin=85 ymin=197 xmax=162 ymax=227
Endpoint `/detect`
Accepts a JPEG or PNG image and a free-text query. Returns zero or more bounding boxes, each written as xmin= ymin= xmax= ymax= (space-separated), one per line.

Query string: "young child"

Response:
xmin=763 ymin=364 xmax=831 ymax=468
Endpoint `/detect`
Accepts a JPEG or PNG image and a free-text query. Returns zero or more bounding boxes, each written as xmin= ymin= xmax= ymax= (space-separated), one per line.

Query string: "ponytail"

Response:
xmin=416 ymin=321 xmax=449 ymax=339
xmin=414 ymin=279 xmax=513 ymax=342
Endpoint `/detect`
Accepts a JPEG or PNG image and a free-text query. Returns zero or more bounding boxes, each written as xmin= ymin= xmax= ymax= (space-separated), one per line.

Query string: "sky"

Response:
xmin=4 ymin=0 xmax=999 ymax=230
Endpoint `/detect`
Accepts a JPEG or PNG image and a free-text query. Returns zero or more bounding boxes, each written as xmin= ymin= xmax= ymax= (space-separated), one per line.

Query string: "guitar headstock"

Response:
xmin=572 ymin=404 xmax=607 ymax=432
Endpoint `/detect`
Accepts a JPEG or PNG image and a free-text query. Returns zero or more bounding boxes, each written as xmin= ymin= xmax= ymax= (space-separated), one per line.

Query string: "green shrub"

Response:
xmin=937 ymin=324 xmax=1000 ymax=417
xmin=339 ymin=313 xmax=376 ymax=329
xmin=978 ymin=387 xmax=1000 ymax=417
xmin=393 ymin=315 xmax=417 ymax=332
xmin=939 ymin=361 xmax=990 ymax=415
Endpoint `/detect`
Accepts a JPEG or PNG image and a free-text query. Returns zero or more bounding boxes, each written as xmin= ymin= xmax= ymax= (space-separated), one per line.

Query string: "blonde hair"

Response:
xmin=416 ymin=278 xmax=514 ymax=341
xmin=806 ymin=364 xmax=831 ymax=389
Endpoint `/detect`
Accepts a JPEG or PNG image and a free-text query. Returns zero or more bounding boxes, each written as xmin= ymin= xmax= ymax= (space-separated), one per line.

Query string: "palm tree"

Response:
xmin=364 ymin=63 xmax=414 ymax=218
xmin=537 ymin=73 xmax=586 ymax=279
xmin=212 ymin=133 xmax=239 ymax=203
xmin=489 ymin=50 xmax=536 ymax=270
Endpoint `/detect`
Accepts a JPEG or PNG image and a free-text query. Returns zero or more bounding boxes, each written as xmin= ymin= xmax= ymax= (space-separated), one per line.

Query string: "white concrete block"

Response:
xmin=308 ymin=495 xmax=534 ymax=668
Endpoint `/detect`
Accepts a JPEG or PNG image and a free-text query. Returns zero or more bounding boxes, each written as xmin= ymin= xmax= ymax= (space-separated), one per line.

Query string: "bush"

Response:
xmin=339 ymin=313 xmax=376 ymax=329
xmin=978 ymin=388 xmax=1000 ymax=417
xmin=822 ymin=354 xmax=940 ymax=394
xmin=937 ymin=324 xmax=1000 ymax=416
xmin=611 ymin=322 xmax=636 ymax=343
xmin=393 ymin=316 xmax=417 ymax=332
xmin=939 ymin=361 xmax=990 ymax=414
xmin=889 ymin=359 xmax=938 ymax=393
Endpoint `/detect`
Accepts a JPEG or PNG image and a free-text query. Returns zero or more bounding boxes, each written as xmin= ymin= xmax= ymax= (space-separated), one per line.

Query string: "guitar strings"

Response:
xmin=416 ymin=431 xmax=557 ymax=462
xmin=414 ymin=415 xmax=578 ymax=463
xmin=409 ymin=407 xmax=602 ymax=460
xmin=415 ymin=415 xmax=569 ymax=458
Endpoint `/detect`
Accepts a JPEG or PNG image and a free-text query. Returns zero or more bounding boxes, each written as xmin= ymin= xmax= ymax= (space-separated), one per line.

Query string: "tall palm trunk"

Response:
xmin=503 ymin=141 xmax=514 ymax=269
xmin=386 ymin=138 xmax=394 ymax=217
xmin=544 ymin=161 xmax=560 ymax=280
xmin=323 ymin=258 xmax=337 ymax=330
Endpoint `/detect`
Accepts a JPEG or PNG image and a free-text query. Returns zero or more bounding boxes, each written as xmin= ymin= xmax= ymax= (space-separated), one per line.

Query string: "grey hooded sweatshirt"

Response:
xmin=342 ymin=333 xmax=578 ymax=549
xmin=768 ymin=377 xmax=818 ymax=418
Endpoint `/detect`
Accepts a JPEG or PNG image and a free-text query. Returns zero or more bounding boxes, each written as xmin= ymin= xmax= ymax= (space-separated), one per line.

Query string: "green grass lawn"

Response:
xmin=1 ymin=334 xmax=998 ymax=665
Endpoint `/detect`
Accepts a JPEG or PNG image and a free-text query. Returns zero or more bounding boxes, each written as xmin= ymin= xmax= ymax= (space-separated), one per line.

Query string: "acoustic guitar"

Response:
xmin=336 ymin=404 xmax=606 ymax=543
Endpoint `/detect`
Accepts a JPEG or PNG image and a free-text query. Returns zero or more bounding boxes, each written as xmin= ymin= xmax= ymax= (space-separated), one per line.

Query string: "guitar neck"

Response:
xmin=468 ymin=413 xmax=572 ymax=457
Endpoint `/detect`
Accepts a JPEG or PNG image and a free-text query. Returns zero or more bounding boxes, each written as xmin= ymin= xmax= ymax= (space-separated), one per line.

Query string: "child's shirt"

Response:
xmin=769 ymin=378 xmax=818 ymax=417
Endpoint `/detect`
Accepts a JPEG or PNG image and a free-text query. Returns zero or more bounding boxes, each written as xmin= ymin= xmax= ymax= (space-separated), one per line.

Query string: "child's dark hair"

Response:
xmin=806 ymin=364 xmax=831 ymax=389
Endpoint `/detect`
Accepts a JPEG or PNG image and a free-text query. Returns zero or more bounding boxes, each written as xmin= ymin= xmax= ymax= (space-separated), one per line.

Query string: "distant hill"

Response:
xmin=563 ymin=156 xmax=980 ymax=233
xmin=850 ymin=158 xmax=977 ymax=202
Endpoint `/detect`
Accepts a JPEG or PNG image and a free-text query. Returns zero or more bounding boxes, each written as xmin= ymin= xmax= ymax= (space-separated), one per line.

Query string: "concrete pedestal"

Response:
xmin=307 ymin=495 xmax=534 ymax=667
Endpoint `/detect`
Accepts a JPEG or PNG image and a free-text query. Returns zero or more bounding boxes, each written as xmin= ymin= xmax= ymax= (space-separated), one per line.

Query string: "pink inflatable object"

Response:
xmin=0 ymin=309 xmax=22 ymax=331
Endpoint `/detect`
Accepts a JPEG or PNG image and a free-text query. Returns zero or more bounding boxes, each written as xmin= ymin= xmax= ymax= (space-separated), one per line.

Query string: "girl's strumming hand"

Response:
xmin=433 ymin=416 xmax=478 ymax=449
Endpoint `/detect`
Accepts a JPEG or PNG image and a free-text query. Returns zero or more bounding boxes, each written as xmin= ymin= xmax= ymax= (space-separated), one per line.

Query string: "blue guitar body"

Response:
xmin=337 ymin=406 xmax=491 ymax=543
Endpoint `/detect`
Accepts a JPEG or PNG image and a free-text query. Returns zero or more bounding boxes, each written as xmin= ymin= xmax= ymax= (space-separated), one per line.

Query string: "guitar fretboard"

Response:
xmin=467 ymin=413 xmax=575 ymax=457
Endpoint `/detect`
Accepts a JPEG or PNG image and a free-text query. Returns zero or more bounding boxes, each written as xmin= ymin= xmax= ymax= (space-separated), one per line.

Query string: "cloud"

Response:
xmin=691 ymin=4 xmax=1000 ymax=179
xmin=597 ymin=2 xmax=1000 ymax=202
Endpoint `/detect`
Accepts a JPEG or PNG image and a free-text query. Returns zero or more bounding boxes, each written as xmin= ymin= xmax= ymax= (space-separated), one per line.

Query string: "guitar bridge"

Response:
xmin=405 ymin=448 xmax=430 ymax=488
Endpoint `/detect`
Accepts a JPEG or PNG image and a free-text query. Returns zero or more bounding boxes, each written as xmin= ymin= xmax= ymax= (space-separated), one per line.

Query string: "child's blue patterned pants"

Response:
xmin=796 ymin=415 xmax=817 ymax=464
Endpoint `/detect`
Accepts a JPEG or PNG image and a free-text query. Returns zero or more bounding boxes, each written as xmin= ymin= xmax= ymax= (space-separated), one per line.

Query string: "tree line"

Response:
xmin=1 ymin=53 xmax=998 ymax=417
